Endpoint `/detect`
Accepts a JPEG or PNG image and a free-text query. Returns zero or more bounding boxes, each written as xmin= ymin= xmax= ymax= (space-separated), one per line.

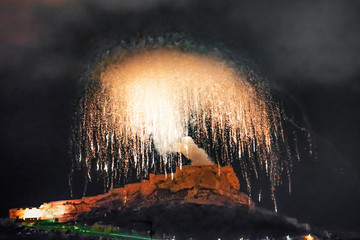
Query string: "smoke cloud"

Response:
xmin=179 ymin=137 xmax=214 ymax=166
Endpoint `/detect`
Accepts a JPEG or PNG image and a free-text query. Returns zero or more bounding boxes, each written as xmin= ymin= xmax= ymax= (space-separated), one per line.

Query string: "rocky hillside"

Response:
xmin=104 ymin=165 xmax=253 ymax=210
xmin=10 ymin=165 xmax=252 ymax=222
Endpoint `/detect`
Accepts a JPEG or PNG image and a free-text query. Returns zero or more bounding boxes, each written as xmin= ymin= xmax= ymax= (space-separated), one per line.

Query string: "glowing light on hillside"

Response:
xmin=304 ymin=234 xmax=314 ymax=240
xmin=23 ymin=208 xmax=43 ymax=219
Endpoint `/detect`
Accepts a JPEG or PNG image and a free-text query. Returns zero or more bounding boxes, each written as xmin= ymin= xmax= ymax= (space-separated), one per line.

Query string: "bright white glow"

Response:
xmin=23 ymin=208 xmax=42 ymax=219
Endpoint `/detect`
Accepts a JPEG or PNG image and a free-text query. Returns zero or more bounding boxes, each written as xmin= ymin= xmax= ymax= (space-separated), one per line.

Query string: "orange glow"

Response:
xmin=10 ymin=201 xmax=77 ymax=221
xmin=304 ymin=234 xmax=314 ymax=240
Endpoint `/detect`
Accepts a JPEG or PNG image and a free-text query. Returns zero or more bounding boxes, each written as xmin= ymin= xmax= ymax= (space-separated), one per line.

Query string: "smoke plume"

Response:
xmin=179 ymin=137 xmax=214 ymax=166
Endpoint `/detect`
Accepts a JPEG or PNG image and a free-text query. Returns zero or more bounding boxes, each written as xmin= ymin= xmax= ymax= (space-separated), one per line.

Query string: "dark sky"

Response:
xmin=1 ymin=0 xmax=360 ymax=233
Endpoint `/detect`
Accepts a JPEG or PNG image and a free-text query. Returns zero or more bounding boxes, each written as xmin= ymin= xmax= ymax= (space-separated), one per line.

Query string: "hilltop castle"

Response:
xmin=10 ymin=165 xmax=252 ymax=222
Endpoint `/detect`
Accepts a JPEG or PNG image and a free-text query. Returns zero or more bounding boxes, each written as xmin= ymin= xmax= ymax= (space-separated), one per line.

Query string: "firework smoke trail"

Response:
xmin=71 ymin=39 xmax=293 ymax=211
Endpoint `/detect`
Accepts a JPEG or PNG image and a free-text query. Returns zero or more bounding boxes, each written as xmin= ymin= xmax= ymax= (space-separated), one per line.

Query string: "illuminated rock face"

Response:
xmin=9 ymin=165 xmax=253 ymax=222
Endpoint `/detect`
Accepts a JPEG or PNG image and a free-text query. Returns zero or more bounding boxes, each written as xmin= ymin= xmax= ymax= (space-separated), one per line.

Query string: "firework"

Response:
xmin=72 ymin=41 xmax=292 ymax=211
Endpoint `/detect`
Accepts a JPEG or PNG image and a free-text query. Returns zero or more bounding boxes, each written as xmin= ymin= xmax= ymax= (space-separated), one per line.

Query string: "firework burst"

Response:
xmin=71 ymin=38 xmax=294 ymax=211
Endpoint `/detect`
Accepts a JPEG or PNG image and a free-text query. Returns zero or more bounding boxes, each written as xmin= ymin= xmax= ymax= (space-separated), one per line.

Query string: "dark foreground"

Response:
xmin=2 ymin=203 xmax=360 ymax=240
xmin=0 ymin=218 xmax=156 ymax=240
xmin=77 ymin=202 xmax=310 ymax=239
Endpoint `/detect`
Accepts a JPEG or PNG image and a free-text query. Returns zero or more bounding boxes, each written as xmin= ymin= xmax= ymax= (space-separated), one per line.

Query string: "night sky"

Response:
xmin=1 ymin=0 xmax=360 ymax=233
